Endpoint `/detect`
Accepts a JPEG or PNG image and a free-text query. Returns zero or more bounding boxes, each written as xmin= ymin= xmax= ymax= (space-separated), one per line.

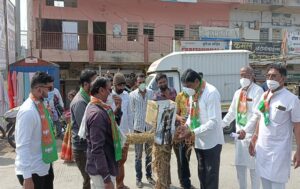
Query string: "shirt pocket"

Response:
xmin=270 ymin=106 xmax=289 ymax=126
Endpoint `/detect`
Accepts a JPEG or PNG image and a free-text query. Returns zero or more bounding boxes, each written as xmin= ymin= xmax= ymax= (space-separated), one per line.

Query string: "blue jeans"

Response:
xmin=135 ymin=132 xmax=152 ymax=181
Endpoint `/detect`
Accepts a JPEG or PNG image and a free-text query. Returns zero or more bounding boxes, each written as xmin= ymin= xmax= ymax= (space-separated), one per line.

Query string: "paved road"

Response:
xmin=0 ymin=135 xmax=299 ymax=189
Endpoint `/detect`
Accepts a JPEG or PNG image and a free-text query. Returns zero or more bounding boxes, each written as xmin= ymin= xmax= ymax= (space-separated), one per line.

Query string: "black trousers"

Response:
xmin=73 ymin=149 xmax=91 ymax=189
xmin=195 ymin=144 xmax=222 ymax=189
xmin=17 ymin=165 xmax=54 ymax=189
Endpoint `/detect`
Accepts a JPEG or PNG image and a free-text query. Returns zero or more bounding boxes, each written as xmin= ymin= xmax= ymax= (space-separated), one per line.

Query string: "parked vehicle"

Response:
xmin=3 ymin=106 xmax=19 ymax=148
xmin=146 ymin=50 xmax=251 ymax=134
xmin=0 ymin=123 xmax=5 ymax=139
xmin=2 ymin=105 xmax=69 ymax=148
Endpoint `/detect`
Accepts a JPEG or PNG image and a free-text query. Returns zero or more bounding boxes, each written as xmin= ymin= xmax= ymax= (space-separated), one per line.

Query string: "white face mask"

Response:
xmin=240 ymin=78 xmax=251 ymax=88
xmin=138 ymin=83 xmax=146 ymax=92
xmin=182 ymin=87 xmax=195 ymax=96
xmin=266 ymin=80 xmax=280 ymax=91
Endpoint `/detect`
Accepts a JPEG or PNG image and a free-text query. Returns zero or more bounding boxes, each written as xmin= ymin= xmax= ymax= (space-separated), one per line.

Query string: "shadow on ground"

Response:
xmin=0 ymin=156 xmax=14 ymax=166
xmin=0 ymin=139 xmax=15 ymax=155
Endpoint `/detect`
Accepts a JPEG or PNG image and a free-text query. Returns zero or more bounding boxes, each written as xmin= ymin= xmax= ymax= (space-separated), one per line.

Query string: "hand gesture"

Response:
xmin=23 ymin=178 xmax=34 ymax=189
xmin=237 ymin=129 xmax=246 ymax=140
xmin=249 ymin=134 xmax=257 ymax=157
xmin=177 ymin=116 xmax=186 ymax=127
xmin=104 ymin=181 xmax=114 ymax=189
xmin=113 ymin=95 xmax=122 ymax=109
xmin=293 ymin=147 xmax=300 ymax=169
xmin=177 ymin=126 xmax=192 ymax=140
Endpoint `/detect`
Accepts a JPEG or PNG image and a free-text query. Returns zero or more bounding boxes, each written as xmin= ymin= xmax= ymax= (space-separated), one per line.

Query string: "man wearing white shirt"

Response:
xmin=15 ymin=72 xmax=58 ymax=189
xmin=248 ymin=63 xmax=300 ymax=189
xmin=179 ymin=69 xmax=225 ymax=189
xmin=107 ymin=72 xmax=133 ymax=189
xmin=223 ymin=66 xmax=263 ymax=189
xmin=129 ymin=73 xmax=155 ymax=188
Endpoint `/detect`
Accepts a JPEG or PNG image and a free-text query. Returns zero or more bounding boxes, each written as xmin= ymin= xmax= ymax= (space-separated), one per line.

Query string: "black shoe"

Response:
xmin=136 ymin=181 xmax=143 ymax=188
xmin=147 ymin=177 xmax=156 ymax=185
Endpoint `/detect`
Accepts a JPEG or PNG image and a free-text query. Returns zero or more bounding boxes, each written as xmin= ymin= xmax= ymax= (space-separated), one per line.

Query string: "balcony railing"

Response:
xmin=37 ymin=32 xmax=88 ymax=50
xmin=38 ymin=32 xmax=173 ymax=54
xmin=93 ymin=34 xmax=173 ymax=53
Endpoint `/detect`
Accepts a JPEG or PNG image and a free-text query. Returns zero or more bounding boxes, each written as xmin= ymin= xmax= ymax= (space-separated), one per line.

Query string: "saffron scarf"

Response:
xmin=80 ymin=87 xmax=90 ymax=103
xmin=258 ymin=90 xmax=273 ymax=126
xmin=90 ymin=96 xmax=122 ymax=161
xmin=190 ymin=80 xmax=206 ymax=130
xmin=30 ymin=94 xmax=58 ymax=164
xmin=237 ymin=89 xmax=248 ymax=126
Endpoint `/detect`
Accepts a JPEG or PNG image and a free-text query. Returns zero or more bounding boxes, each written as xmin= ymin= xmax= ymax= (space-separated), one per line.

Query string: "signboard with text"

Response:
xmin=177 ymin=40 xmax=228 ymax=51
xmin=199 ymin=27 xmax=240 ymax=40
xmin=287 ymin=31 xmax=300 ymax=55
xmin=232 ymin=41 xmax=282 ymax=60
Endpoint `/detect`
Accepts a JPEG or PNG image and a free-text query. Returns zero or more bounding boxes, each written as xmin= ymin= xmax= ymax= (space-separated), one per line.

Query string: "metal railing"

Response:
xmin=38 ymin=32 xmax=173 ymax=54
xmin=37 ymin=32 xmax=88 ymax=50
xmin=93 ymin=34 xmax=173 ymax=53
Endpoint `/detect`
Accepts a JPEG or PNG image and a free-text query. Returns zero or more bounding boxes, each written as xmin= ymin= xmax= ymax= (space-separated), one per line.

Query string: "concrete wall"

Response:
xmin=230 ymin=9 xmax=300 ymax=41
xmin=28 ymin=0 xmax=236 ymax=63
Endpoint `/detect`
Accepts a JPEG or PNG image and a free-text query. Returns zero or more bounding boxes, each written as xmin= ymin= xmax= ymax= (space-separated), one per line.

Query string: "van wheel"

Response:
xmin=223 ymin=121 xmax=235 ymax=134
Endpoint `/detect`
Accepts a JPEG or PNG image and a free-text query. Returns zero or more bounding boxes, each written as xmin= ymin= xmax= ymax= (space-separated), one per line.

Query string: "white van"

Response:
xmin=146 ymin=50 xmax=251 ymax=133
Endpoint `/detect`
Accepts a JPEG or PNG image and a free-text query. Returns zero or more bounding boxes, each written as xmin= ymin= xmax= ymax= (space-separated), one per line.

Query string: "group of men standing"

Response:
xmin=222 ymin=64 xmax=300 ymax=189
xmin=14 ymin=62 xmax=300 ymax=189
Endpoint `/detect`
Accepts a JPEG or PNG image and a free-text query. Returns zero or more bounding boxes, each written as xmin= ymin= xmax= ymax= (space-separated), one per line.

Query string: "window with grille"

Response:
xmin=127 ymin=23 xmax=139 ymax=41
xmin=174 ymin=25 xmax=185 ymax=40
xmin=46 ymin=0 xmax=77 ymax=8
xmin=260 ymin=28 xmax=269 ymax=41
xmin=143 ymin=24 xmax=155 ymax=42
xmin=189 ymin=25 xmax=199 ymax=40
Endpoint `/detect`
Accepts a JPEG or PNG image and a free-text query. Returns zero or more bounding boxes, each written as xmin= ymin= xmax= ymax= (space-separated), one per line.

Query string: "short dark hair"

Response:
xmin=90 ymin=77 xmax=109 ymax=96
xmin=267 ymin=63 xmax=287 ymax=77
xmin=30 ymin=72 xmax=54 ymax=89
xmin=155 ymin=73 xmax=167 ymax=83
xmin=181 ymin=69 xmax=202 ymax=83
xmin=136 ymin=73 xmax=145 ymax=82
xmin=79 ymin=70 xmax=97 ymax=86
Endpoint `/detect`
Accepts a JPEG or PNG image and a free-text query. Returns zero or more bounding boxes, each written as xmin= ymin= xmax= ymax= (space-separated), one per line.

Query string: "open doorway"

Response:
xmin=93 ymin=22 xmax=106 ymax=51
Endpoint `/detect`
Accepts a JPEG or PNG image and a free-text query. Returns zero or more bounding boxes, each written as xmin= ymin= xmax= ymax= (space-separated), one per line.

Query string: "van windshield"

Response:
xmin=145 ymin=75 xmax=154 ymax=86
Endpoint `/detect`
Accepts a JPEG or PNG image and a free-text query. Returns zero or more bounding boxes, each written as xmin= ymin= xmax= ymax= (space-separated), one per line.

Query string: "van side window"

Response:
xmin=168 ymin=77 xmax=174 ymax=88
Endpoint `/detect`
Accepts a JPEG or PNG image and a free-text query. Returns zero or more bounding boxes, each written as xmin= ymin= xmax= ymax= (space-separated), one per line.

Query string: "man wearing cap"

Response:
xmin=107 ymin=73 xmax=133 ymax=189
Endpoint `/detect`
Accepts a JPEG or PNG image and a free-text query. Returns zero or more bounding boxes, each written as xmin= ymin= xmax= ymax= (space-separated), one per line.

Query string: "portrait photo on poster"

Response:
xmin=154 ymin=100 xmax=177 ymax=145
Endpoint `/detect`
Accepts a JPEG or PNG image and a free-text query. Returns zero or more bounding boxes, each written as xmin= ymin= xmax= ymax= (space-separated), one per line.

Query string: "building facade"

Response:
xmin=27 ymin=0 xmax=300 ymax=97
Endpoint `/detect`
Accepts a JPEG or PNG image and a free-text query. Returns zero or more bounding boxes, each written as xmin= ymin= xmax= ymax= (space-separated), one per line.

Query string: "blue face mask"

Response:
xmin=45 ymin=90 xmax=54 ymax=101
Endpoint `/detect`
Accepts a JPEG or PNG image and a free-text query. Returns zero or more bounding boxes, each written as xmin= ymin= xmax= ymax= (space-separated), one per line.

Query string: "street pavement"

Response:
xmin=0 ymin=135 xmax=300 ymax=189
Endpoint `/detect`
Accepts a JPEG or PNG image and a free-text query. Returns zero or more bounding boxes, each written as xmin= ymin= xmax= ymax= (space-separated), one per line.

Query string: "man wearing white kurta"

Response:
xmin=223 ymin=66 xmax=263 ymax=189
xmin=248 ymin=63 xmax=300 ymax=189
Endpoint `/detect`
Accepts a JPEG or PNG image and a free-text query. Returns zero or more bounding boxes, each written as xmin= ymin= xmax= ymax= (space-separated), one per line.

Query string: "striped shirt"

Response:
xmin=129 ymin=88 xmax=153 ymax=132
